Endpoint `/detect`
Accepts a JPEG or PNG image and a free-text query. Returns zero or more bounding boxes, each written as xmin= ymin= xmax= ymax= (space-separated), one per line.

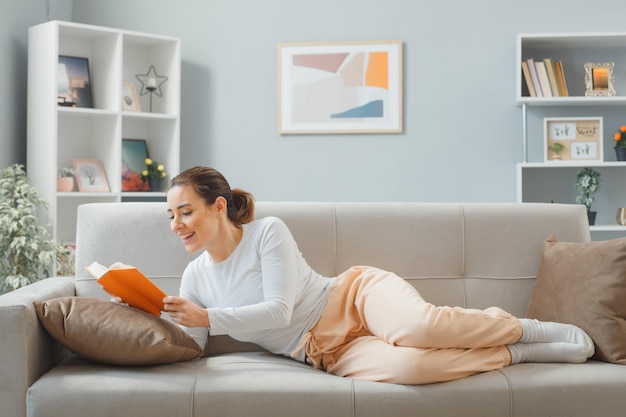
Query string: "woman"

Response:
xmin=163 ymin=166 xmax=594 ymax=385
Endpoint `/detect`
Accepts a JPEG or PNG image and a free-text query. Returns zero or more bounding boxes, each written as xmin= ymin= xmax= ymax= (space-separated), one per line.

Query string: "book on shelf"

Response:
xmin=86 ymin=261 xmax=167 ymax=317
xmin=534 ymin=60 xmax=553 ymax=97
xmin=521 ymin=60 xmax=537 ymax=97
xmin=525 ymin=58 xmax=543 ymax=97
xmin=543 ymin=58 xmax=561 ymax=96
xmin=554 ymin=60 xmax=569 ymax=96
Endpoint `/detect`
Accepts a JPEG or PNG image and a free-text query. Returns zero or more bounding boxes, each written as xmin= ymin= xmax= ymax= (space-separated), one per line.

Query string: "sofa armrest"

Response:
xmin=0 ymin=277 xmax=75 ymax=417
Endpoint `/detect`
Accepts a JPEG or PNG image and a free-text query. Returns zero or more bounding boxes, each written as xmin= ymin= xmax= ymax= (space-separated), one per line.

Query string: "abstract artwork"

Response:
xmin=278 ymin=41 xmax=403 ymax=134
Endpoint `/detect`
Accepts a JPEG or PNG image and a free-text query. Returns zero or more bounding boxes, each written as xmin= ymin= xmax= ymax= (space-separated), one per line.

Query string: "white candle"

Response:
xmin=147 ymin=77 xmax=156 ymax=88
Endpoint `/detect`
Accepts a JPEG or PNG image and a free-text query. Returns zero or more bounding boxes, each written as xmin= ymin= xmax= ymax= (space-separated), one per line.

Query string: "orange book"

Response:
xmin=86 ymin=261 xmax=166 ymax=317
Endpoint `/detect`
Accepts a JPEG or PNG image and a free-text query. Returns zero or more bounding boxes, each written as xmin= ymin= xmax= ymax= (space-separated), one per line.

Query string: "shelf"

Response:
xmin=27 ymin=20 xmax=180 ymax=242
xmin=590 ymin=225 xmax=626 ymax=232
xmin=517 ymin=96 xmax=626 ymax=107
xmin=518 ymin=162 xmax=626 ymax=168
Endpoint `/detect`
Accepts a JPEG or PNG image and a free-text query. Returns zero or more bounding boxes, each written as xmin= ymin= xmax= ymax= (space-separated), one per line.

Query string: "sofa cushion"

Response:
xmin=34 ymin=297 xmax=203 ymax=366
xmin=526 ymin=235 xmax=626 ymax=364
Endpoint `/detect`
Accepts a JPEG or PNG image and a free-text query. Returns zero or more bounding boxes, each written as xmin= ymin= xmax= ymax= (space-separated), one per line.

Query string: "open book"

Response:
xmin=86 ymin=261 xmax=167 ymax=317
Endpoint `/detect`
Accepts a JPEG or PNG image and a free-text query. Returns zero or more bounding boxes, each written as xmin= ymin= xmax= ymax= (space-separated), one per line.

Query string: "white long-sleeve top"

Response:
xmin=179 ymin=216 xmax=335 ymax=362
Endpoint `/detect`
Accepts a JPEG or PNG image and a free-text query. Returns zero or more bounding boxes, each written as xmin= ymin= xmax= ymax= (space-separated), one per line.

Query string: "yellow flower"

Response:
xmin=140 ymin=158 xmax=167 ymax=181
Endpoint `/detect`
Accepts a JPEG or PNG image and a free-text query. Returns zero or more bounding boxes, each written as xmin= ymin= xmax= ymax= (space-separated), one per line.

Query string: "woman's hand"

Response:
xmin=163 ymin=296 xmax=210 ymax=328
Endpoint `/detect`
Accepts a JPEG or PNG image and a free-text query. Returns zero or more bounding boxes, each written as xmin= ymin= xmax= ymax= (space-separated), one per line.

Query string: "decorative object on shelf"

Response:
xmin=278 ymin=40 xmax=403 ymax=134
xmin=613 ymin=125 xmax=626 ymax=161
xmin=57 ymin=55 xmax=93 ymax=108
xmin=135 ymin=65 xmax=168 ymax=112
xmin=544 ymin=117 xmax=603 ymax=162
xmin=616 ymin=208 xmax=626 ymax=226
xmin=121 ymin=139 xmax=150 ymax=191
xmin=56 ymin=167 xmax=75 ymax=192
xmin=140 ymin=158 xmax=167 ymax=192
xmin=121 ymin=82 xmax=141 ymax=112
xmin=547 ymin=142 xmax=565 ymax=160
xmin=0 ymin=164 xmax=73 ymax=293
xmin=72 ymin=159 xmax=110 ymax=192
xmin=575 ymin=167 xmax=601 ymax=226
xmin=584 ymin=62 xmax=615 ymax=97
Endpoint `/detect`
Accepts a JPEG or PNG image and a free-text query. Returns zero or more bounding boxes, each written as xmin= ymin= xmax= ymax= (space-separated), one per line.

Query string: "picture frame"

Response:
xmin=584 ymin=62 xmax=616 ymax=97
xmin=121 ymin=139 xmax=150 ymax=191
xmin=121 ymin=82 xmax=141 ymax=112
xmin=58 ymin=56 xmax=93 ymax=108
xmin=278 ymin=40 xmax=403 ymax=134
xmin=72 ymin=159 xmax=110 ymax=192
xmin=544 ymin=117 xmax=603 ymax=163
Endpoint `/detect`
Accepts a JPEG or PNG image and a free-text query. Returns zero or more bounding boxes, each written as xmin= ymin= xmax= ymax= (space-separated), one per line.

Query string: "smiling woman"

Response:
xmin=161 ymin=166 xmax=594 ymax=385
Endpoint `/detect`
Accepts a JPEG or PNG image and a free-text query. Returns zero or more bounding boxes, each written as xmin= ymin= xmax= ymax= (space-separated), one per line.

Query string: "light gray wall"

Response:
xmin=0 ymin=0 xmax=72 ymax=170
xmin=10 ymin=0 xmax=626 ymax=203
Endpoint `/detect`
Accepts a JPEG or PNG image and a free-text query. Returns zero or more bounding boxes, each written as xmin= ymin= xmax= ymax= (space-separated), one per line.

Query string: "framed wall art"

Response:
xmin=121 ymin=139 xmax=150 ymax=191
xmin=58 ymin=55 xmax=93 ymax=108
xmin=584 ymin=62 xmax=615 ymax=97
xmin=544 ymin=117 xmax=603 ymax=163
xmin=122 ymin=83 xmax=141 ymax=112
xmin=278 ymin=40 xmax=403 ymax=134
xmin=72 ymin=159 xmax=110 ymax=192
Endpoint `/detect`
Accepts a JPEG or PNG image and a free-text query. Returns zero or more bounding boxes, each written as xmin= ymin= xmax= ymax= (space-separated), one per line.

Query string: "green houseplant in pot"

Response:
xmin=57 ymin=166 xmax=75 ymax=192
xmin=575 ymin=167 xmax=601 ymax=226
xmin=140 ymin=158 xmax=167 ymax=192
xmin=0 ymin=164 xmax=73 ymax=293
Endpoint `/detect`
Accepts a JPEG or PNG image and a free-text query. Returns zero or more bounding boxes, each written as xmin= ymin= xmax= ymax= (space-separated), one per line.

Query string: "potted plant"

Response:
xmin=57 ymin=167 xmax=76 ymax=192
xmin=613 ymin=125 xmax=626 ymax=161
xmin=548 ymin=142 xmax=565 ymax=160
xmin=0 ymin=164 xmax=73 ymax=293
xmin=575 ymin=167 xmax=601 ymax=225
xmin=140 ymin=158 xmax=167 ymax=191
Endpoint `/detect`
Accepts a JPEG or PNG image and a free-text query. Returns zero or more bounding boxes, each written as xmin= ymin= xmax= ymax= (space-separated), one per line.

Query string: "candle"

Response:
xmin=147 ymin=77 xmax=156 ymax=89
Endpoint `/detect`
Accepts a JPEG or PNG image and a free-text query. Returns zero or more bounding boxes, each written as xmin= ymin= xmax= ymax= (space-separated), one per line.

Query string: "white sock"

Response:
xmin=507 ymin=342 xmax=592 ymax=364
xmin=519 ymin=318 xmax=592 ymax=347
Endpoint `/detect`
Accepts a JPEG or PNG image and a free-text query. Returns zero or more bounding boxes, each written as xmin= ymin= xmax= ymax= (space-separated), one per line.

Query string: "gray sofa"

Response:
xmin=2 ymin=201 xmax=626 ymax=417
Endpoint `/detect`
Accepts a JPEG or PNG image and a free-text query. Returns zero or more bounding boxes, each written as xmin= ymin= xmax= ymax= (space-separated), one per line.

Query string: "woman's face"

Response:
xmin=167 ymin=184 xmax=220 ymax=253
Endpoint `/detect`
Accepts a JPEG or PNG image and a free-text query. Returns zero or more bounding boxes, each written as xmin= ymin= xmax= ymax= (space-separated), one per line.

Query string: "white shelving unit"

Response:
xmin=515 ymin=32 xmax=626 ymax=235
xmin=27 ymin=20 xmax=181 ymax=243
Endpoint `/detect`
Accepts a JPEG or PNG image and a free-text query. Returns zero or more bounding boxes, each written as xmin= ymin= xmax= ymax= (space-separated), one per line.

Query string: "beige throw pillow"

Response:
xmin=526 ymin=235 xmax=626 ymax=364
xmin=34 ymin=297 xmax=203 ymax=366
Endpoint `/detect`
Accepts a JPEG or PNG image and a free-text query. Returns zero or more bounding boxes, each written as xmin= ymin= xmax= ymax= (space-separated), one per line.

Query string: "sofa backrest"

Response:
xmin=75 ymin=201 xmax=590 ymax=320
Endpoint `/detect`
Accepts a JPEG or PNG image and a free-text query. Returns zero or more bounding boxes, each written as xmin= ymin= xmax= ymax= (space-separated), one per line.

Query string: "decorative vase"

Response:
xmin=615 ymin=147 xmax=626 ymax=161
xmin=617 ymin=208 xmax=626 ymax=225
xmin=57 ymin=177 xmax=74 ymax=192
xmin=587 ymin=210 xmax=597 ymax=226
xmin=148 ymin=178 xmax=164 ymax=192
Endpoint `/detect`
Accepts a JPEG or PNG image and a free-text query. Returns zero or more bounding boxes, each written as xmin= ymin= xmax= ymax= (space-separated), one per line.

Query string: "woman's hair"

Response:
xmin=168 ymin=166 xmax=254 ymax=227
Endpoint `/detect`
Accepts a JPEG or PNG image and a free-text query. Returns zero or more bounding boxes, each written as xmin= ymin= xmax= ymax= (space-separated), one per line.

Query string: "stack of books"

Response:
xmin=522 ymin=57 xmax=569 ymax=97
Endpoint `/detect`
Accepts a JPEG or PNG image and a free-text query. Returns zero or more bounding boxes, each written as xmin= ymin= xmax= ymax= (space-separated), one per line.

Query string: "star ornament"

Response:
xmin=135 ymin=65 xmax=168 ymax=97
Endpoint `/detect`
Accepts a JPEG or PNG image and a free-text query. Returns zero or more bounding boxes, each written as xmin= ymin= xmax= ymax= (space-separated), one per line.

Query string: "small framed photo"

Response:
xmin=58 ymin=56 xmax=93 ymax=108
xmin=584 ymin=62 xmax=615 ymax=97
xmin=121 ymin=83 xmax=141 ymax=112
xmin=278 ymin=40 xmax=403 ymax=134
xmin=121 ymin=139 xmax=150 ymax=191
xmin=72 ymin=159 xmax=110 ymax=192
xmin=544 ymin=117 xmax=603 ymax=162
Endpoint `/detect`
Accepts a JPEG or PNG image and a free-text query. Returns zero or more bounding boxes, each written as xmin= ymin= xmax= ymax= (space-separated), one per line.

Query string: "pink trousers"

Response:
xmin=298 ymin=266 xmax=523 ymax=384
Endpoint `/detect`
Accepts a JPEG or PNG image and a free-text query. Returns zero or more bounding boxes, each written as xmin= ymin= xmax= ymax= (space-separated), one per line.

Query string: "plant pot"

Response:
xmin=616 ymin=147 xmax=626 ymax=161
xmin=148 ymin=178 xmax=164 ymax=192
xmin=587 ymin=210 xmax=597 ymax=226
xmin=57 ymin=177 xmax=74 ymax=192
